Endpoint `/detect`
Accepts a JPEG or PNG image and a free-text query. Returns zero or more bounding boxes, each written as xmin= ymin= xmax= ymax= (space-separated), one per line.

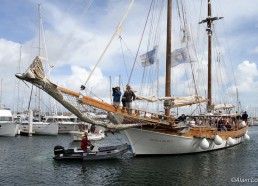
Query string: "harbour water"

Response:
xmin=0 ymin=127 xmax=258 ymax=186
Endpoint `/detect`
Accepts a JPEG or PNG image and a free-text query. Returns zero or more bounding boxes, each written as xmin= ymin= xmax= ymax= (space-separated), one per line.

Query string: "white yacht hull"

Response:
xmin=58 ymin=123 xmax=81 ymax=134
xmin=20 ymin=122 xmax=58 ymax=135
xmin=123 ymin=128 xmax=245 ymax=156
xmin=252 ymin=121 xmax=258 ymax=126
xmin=0 ymin=122 xmax=19 ymax=137
xmin=34 ymin=123 xmax=58 ymax=135
xmin=69 ymin=130 xmax=105 ymax=141
xmin=43 ymin=115 xmax=83 ymax=134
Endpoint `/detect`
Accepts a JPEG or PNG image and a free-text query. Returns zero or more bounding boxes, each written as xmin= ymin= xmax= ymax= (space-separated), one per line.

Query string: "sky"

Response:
xmin=0 ymin=0 xmax=258 ymax=115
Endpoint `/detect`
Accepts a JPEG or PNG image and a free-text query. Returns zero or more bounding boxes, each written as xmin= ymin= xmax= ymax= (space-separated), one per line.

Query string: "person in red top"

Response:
xmin=81 ymin=132 xmax=92 ymax=152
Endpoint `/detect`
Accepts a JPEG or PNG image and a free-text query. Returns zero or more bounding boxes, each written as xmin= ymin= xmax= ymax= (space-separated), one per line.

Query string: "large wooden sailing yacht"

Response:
xmin=16 ymin=0 xmax=249 ymax=155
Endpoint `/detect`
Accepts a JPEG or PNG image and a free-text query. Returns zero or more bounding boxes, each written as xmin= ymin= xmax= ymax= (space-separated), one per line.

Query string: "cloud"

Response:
xmin=235 ymin=61 xmax=258 ymax=91
xmin=1 ymin=0 xmax=258 ymax=113
xmin=0 ymin=39 xmax=21 ymax=109
xmin=226 ymin=60 xmax=258 ymax=107
xmin=252 ymin=46 xmax=258 ymax=54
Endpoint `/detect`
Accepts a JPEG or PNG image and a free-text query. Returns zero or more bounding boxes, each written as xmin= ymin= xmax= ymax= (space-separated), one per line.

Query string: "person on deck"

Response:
xmin=178 ymin=114 xmax=186 ymax=122
xmin=90 ymin=124 xmax=96 ymax=134
xmin=122 ymin=85 xmax=136 ymax=114
xmin=81 ymin=132 xmax=92 ymax=152
xmin=236 ymin=111 xmax=241 ymax=120
xmin=112 ymin=86 xmax=121 ymax=110
xmin=242 ymin=111 xmax=248 ymax=125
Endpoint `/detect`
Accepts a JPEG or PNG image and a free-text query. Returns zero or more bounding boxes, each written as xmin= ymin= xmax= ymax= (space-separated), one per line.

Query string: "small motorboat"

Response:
xmin=53 ymin=143 xmax=129 ymax=160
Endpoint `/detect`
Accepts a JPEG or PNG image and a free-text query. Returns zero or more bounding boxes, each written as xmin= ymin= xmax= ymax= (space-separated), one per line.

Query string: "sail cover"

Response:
xmin=214 ymin=103 xmax=235 ymax=110
xmin=135 ymin=94 xmax=208 ymax=107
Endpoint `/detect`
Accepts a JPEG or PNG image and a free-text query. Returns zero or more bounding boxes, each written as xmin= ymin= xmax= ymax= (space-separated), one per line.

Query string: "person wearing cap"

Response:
xmin=122 ymin=85 xmax=136 ymax=114
xmin=81 ymin=132 xmax=92 ymax=152
xmin=112 ymin=86 xmax=121 ymax=110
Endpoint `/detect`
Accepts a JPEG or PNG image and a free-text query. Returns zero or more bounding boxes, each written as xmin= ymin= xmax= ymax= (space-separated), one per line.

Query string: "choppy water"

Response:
xmin=0 ymin=127 xmax=258 ymax=186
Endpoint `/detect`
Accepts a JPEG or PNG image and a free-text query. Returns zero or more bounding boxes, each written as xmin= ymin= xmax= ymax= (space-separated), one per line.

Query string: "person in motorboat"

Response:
xmin=81 ymin=132 xmax=94 ymax=152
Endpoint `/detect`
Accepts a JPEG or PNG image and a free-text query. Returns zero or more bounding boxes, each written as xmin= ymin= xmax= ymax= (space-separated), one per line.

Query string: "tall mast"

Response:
xmin=199 ymin=0 xmax=223 ymax=112
xmin=165 ymin=0 xmax=172 ymax=116
xmin=207 ymin=0 xmax=212 ymax=111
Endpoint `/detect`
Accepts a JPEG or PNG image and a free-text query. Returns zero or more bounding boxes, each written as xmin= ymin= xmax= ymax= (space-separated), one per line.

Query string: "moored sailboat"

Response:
xmin=0 ymin=103 xmax=19 ymax=137
xmin=15 ymin=0 xmax=249 ymax=155
xmin=17 ymin=112 xmax=59 ymax=135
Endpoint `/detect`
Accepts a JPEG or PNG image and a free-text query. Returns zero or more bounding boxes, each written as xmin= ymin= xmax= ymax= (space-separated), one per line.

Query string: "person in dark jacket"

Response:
xmin=112 ymin=86 xmax=121 ymax=110
xmin=122 ymin=85 xmax=136 ymax=114
xmin=242 ymin=111 xmax=248 ymax=125
xmin=90 ymin=124 xmax=96 ymax=134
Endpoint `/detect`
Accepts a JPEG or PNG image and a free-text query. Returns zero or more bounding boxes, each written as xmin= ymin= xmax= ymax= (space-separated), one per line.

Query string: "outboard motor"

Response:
xmin=54 ymin=146 xmax=65 ymax=155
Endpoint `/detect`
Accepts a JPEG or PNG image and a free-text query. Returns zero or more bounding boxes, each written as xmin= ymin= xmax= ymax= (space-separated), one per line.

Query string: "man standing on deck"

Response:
xmin=242 ymin=111 xmax=249 ymax=125
xmin=112 ymin=86 xmax=122 ymax=110
xmin=123 ymin=85 xmax=136 ymax=114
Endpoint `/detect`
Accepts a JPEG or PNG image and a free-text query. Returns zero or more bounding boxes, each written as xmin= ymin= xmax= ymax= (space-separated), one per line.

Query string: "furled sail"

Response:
xmin=214 ymin=103 xmax=234 ymax=110
xmin=135 ymin=94 xmax=208 ymax=107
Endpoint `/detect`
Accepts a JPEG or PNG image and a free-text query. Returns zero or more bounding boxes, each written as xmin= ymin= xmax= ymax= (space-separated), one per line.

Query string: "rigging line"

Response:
xmin=140 ymin=1 xmax=161 ymax=94
xmin=186 ymin=43 xmax=201 ymax=107
xmin=177 ymin=0 xmax=187 ymax=40
xmin=40 ymin=3 xmax=77 ymax=60
xmin=218 ymin=12 xmax=238 ymax=93
xmin=28 ymin=85 xmax=34 ymax=110
xmin=153 ymin=0 xmax=164 ymax=44
xmin=58 ymin=0 xmax=78 ymax=26
xmin=212 ymin=24 xmax=226 ymax=101
xmin=127 ymin=0 xmax=154 ymax=85
xmin=148 ymin=0 xmax=163 ymax=49
xmin=182 ymin=2 xmax=204 ymax=113
xmin=212 ymin=27 xmax=223 ymax=101
xmin=54 ymin=0 xmax=94 ymax=60
xmin=213 ymin=28 xmax=234 ymax=105
xmin=222 ymin=38 xmax=237 ymax=90
xmin=23 ymin=80 xmax=54 ymax=113
xmin=196 ymin=0 xmax=207 ymax=96
xmin=140 ymin=67 xmax=147 ymax=94
xmin=40 ymin=12 xmax=49 ymax=71
xmin=35 ymin=93 xmax=53 ymax=113
xmin=84 ymin=0 xmax=135 ymax=86
xmin=147 ymin=4 xmax=154 ymax=48
xmin=120 ymin=37 xmax=135 ymax=58
xmin=178 ymin=2 xmax=198 ymax=98
xmin=119 ymin=36 xmax=129 ymax=79
xmin=147 ymin=0 xmax=161 ymax=48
